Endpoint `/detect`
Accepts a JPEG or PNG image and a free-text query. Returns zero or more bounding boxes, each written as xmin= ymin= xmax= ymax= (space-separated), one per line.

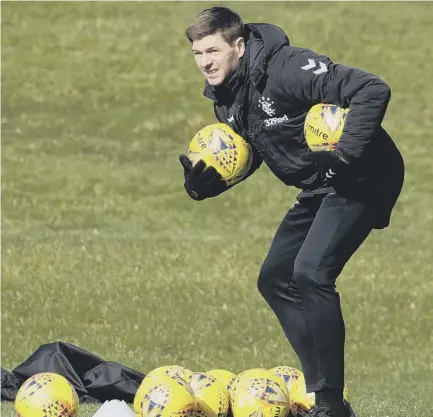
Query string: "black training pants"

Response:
xmin=257 ymin=191 xmax=374 ymax=392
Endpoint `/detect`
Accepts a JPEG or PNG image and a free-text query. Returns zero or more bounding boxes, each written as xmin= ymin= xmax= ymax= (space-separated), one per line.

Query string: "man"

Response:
xmin=179 ymin=7 xmax=404 ymax=417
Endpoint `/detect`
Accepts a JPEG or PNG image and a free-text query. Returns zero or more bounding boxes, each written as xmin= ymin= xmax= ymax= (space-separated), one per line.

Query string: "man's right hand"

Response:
xmin=179 ymin=154 xmax=228 ymax=201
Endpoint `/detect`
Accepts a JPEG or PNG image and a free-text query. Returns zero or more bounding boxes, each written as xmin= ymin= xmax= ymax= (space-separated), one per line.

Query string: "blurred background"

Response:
xmin=1 ymin=2 xmax=432 ymax=416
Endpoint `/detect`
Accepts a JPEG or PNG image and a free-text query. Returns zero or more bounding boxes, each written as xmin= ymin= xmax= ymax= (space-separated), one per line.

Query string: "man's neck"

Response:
xmin=222 ymin=56 xmax=247 ymax=93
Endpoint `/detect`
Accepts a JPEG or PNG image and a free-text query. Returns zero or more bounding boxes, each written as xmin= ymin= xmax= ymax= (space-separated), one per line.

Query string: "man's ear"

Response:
xmin=235 ymin=37 xmax=245 ymax=58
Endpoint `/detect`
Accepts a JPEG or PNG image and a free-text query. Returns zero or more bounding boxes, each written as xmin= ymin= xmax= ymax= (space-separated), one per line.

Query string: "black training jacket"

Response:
xmin=203 ymin=23 xmax=404 ymax=228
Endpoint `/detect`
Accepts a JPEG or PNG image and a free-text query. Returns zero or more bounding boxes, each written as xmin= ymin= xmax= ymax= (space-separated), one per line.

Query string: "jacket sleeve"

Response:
xmin=276 ymin=49 xmax=391 ymax=162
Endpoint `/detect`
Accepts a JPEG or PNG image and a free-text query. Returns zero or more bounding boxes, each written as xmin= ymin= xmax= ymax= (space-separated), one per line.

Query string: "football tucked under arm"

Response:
xmin=278 ymin=51 xmax=391 ymax=162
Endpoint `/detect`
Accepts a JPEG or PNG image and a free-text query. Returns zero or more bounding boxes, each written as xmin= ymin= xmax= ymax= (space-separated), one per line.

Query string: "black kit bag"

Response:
xmin=1 ymin=341 xmax=145 ymax=403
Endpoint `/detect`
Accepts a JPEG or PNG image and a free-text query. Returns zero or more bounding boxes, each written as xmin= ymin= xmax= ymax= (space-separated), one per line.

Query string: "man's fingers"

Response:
xmin=206 ymin=175 xmax=227 ymax=190
xmin=200 ymin=166 xmax=222 ymax=183
xmin=300 ymin=152 xmax=317 ymax=162
xmin=205 ymin=166 xmax=220 ymax=177
xmin=189 ymin=159 xmax=206 ymax=176
xmin=188 ymin=165 xmax=223 ymax=193
xmin=179 ymin=154 xmax=192 ymax=172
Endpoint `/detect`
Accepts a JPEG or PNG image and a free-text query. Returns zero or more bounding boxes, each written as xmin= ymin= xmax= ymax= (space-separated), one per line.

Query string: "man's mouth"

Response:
xmin=206 ymin=69 xmax=219 ymax=75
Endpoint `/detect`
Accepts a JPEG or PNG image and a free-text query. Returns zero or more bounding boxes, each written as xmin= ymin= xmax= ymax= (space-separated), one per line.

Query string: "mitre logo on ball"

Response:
xmin=304 ymin=103 xmax=349 ymax=151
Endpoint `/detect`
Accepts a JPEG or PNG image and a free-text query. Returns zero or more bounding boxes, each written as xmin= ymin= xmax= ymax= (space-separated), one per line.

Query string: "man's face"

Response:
xmin=192 ymin=32 xmax=245 ymax=86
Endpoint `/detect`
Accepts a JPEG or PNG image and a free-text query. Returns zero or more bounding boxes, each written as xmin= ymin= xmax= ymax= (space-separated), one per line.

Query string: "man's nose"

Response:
xmin=201 ymin=54 xmax=213 ymax=68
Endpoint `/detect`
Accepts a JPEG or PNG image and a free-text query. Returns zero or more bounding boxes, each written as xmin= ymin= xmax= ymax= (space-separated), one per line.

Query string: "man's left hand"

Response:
xmin=301 ymin=150 xmax=350 ymax=182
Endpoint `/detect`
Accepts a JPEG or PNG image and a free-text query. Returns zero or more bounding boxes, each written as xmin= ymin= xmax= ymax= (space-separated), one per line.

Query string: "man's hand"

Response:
xmin=179 ymin=154 xmax=228 ymax=201
xmin=301 ymin=150 xmax=350 ymax=183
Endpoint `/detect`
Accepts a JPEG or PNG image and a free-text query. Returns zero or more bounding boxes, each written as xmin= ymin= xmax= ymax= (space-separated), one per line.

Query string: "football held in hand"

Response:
xmin=189 ymin=123 xmax=252 ymax=185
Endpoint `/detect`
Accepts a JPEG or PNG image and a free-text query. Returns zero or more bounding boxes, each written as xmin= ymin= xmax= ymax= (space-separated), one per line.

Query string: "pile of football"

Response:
xmin=133 ymin=365 xmax=350 ymax=417
xmin=13 ymin=365 xmax=349 ymax=417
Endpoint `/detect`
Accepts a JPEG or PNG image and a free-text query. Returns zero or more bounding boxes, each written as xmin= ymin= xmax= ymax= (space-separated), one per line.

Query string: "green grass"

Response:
xmin=2 ymin=2 xmax=433 ymax=416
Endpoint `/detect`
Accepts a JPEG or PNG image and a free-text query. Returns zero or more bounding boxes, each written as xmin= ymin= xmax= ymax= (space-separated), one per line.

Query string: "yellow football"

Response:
xmin=229 ymin=368 xmax=266 ymax=398
xmin=189 ymin=123 xmax=252 ymax=185
xmin=205 ymin=370 xmax=236 ymax=392
xmin=268 ymin=366 xmax=303 ymax=391
xmin=15 ymin=372 xmax=79 ymax=417
xmin=304 ymin=104 xmax=349 ymax=151
xmin=189 ymin=372 xmax=229 ymax=417
xmin=133 ymin=374 xmax=196 ymax=417
xmin=144 ymin=366 xmax=194 ymax=383
xmin=230 ymin=369 xmax=290 ymax=417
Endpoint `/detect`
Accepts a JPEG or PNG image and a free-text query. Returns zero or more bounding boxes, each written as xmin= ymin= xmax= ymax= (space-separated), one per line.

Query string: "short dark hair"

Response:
xmin=185 ymin=7 xmax=244 ymax=45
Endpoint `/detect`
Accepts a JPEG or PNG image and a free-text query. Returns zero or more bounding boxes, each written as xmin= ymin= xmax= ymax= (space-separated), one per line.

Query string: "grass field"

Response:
xmin=1 ymin=2 xmax=433 ymax=416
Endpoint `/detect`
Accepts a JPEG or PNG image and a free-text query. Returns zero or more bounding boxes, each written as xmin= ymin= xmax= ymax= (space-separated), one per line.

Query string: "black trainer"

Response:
xmin=305 ymin=406 xmax=338 ymax=417
xmin=344 ymin=401 xmax=357 ymax=417
xmin=305 ymin=401 xmax=356 ymax=417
